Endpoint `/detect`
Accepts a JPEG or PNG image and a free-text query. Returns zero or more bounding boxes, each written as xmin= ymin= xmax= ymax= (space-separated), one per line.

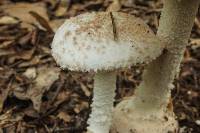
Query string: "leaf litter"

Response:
xmin=0 ymin=0 xmax=199 ymax=133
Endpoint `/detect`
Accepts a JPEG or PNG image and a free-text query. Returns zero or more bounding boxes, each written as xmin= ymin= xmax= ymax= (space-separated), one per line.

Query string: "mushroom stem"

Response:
xmin=87 ymin=71 xmax=116 ymax=133
xmin=112 ymin=0 xmax=200 ymax=132
xmin=134 ymin=0 xmax=200 ymax=113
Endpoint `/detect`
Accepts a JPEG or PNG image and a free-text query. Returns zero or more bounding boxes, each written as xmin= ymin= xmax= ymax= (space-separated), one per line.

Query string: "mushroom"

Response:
xmin=51 ymin=12 xmax=163 ymax=133
xmin=111 ymin=0 xmax=200 ymax=133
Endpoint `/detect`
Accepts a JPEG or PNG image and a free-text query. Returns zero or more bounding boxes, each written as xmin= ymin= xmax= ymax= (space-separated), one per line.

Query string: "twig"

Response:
xmin=109 ymin=12 xmax=117 ymax=41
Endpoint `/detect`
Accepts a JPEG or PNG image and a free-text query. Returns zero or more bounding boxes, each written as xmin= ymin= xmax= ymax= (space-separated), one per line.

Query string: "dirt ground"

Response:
xmin=0 ymin=0 xmax=200 ymax=133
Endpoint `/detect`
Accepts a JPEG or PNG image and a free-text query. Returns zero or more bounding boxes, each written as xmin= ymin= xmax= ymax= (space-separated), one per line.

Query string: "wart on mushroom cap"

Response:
xmin=51 ymin=12 xmax=164 ymax=72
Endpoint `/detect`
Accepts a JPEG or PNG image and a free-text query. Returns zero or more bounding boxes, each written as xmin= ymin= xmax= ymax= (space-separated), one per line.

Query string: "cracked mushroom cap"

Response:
xmin=51 ymin=12 xmax=163 ymax=72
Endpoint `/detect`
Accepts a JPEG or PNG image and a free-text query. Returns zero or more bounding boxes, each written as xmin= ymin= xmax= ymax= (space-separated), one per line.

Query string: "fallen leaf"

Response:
xmin=74 ymin=101 xmax=89 ymax=114
xmin=16 ymin=48 xmax=35 ymax=60
xmin=54 ymin=91 xmax=71 ymax=106
xmin=0 ymin=16 xmax=19 ymax=25
xmin=190 ymin=38 xmax=200 ymax=49
xmin=29 ymin=11 xmax=54 ymax=33
xmin=1 ymin=2 xmax=49 ymax=24
xmin=55 ymin=6 xmax=67 ymax=17
xmin=57 ymin=111 xmax=71 ymax=122
xmin=0 ymin=49 xmax=15 ymax=57
xmin=39 ymin=45 xmax=51 ymax=54
xmin=53 ymin=0 xmax=71 ymax=17
xmin=18 ymin=31 xmax=33 ymax=46
xmin=49 ymin=19 xmax=65 ymax=32
xmin=45 ymin=0 xmax=57 ymax=9
xmin=0 ymin=40 xmax=14 ymax=49
xmin=0 ymin=78 xmax=13 ymax=112
xmin=13 ymin=66 xmax=60 ymax=111
xmin=18 ymin=56 xmax=40 ymax=68
xmin=0 ymin=108 xmax=23 ymax=128
xmin=0 ymin=88 xmax=9 ymax=112
xmin=23 ymin=107 xmax=39 ymax=118
xmin=80 ymin=83 xmax=91 ymax=97
xmin=8 ymin=48 xmax=35 ymax=64
xmin=106 ymin=0 xmax=121 ymax=12
xmin=20 ymin=22 xmax=35 ymax=31
xmin=23 ymin=67 xmax=37 ymax=80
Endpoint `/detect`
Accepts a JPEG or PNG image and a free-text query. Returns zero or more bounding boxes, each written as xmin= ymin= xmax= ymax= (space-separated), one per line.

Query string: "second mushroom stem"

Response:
xmin=134 ymin=0 xmax=200 ymax=112
xmin=87 ymin=71 xmax=116 ymax=133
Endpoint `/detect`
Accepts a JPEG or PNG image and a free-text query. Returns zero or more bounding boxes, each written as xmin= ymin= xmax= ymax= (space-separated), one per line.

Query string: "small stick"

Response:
xmin=109 ymin=12 xmax=117 ymax=41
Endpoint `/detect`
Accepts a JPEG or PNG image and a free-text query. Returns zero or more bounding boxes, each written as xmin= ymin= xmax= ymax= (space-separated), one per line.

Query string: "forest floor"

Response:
xmin=0 ymin=0 xmax=200 ymax=133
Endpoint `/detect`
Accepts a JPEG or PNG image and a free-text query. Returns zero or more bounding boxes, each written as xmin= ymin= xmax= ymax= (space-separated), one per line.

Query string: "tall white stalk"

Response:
xmin=134 ymin=0 xmax=200 ymax=112
xmin=112 ymin=0 xmax=200 ymax=133
xmin=87 ymin=71 xmax=116 ymax=133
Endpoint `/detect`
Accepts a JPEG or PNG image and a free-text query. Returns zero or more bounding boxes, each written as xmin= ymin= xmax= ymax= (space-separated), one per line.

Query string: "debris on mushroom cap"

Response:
xmin=51 ymin=12 xmax=164 ymax=72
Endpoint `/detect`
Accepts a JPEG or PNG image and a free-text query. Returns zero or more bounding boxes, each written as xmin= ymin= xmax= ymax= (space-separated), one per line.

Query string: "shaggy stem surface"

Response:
xmin=111 ymin=1 xmax=200 ymax=133
xmin=134 ymin=0 xmax=200 ymax=113
xmin=87 ymin=71 xmax=116 ymax=133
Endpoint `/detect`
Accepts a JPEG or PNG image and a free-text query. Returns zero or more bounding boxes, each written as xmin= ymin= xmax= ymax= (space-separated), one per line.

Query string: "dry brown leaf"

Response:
xmin=15 ymin=48 xmax=35 ymax=60
xmin=55 ymin=6 xmax=66 ymax=17
xmin=23 ymin=107 xmax=39 ymax=118
xmin=0 ymin=78 xmax=12 ymax=112
xmin=39 ymin=45 xmax=51 ymax=54
xmin=18 ymin=56 xmax=40 ymax=68
xmin=57 ymin=111 xmax=71 ymax=122
xmin=18 ymin=32 xmax=33 ymax=46
xmin=49 ymin=19 xmax=65 ymax=32
xmin=0 ymin=87 xmax=10 ymax=112
xmin=54 ymin=91 xmax=71 ymax=106
xmin=0 ymin=49 xmax=15 ymax=57
xmin=0 ymin=16 xmax=19 ymax=25
xmin=0 ymin=109 xmax=23 ymax=128
xmin=23 ymin=67 xmax=37 ymax=80
xmin=54 ymin=0 xmax=72 ymax=17
xmin=0 ymin=36 xmax=16 ymax=42
xmin=29 ymin=11 xmax=53 ymax=33
xmin=1 ymin=2 xmax=49 ymax=25
xmin=106 ymin=0 xmax=121 ymax=12
xmin=0 ymin=40 xmax=14 ymax=49
xmin=74 ymin=101 xmax=89 ymax=114
xmin=13 ymin=66 xmax=60 ymax=111
xmin=8 ymin=48 xmax=35 ymax=64
xmin=80 ymin=83 xmax=91 ymax=97
xmin=20 ymin=23 xmax=35 ymax=31
xmin=190 ymin=38 xmax=200 ymax=50
xmin=45 ymin=0 xmax=57 ymax=8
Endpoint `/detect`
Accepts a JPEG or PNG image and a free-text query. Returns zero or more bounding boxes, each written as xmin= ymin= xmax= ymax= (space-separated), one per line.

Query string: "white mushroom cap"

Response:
xmin=51 ymin=12 xmax=163 ymax=72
